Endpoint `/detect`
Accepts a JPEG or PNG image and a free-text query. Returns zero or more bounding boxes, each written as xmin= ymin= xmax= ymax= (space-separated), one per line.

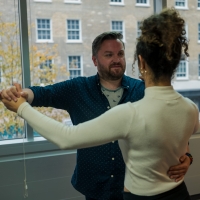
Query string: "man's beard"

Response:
xmin=98 ymin=62 xmax=126 ymax=81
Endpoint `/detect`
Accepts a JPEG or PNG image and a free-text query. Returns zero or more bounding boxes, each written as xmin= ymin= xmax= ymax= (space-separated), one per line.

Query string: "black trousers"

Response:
xmin=123 ymin=182 xmax=190 ymax=200
xmin=85 ymin=197 xmax=97 ymax=200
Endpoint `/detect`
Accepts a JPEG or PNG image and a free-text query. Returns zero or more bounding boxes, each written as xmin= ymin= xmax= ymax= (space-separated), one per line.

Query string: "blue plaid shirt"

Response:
xmin=30 ymin=74 xmax=145 ymax=200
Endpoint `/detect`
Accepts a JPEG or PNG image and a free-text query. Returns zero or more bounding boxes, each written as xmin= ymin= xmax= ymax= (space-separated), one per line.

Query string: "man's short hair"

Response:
xmin=92 ymin=31 xmax=125 ymax=56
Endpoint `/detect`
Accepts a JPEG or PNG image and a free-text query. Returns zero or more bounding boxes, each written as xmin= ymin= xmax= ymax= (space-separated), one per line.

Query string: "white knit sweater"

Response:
xmin=17 ymin=86 xmax=199 ymax=196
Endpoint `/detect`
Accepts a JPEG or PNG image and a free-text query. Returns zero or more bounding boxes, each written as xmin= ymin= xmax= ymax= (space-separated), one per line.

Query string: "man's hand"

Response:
xmin=2 ymin=96 xmax=26 ymax=113
xmin=168 ymin=155 xmax=191 ymax=182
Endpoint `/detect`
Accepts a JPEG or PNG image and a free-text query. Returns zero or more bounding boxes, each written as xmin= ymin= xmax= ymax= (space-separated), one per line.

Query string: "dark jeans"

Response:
xmin=123 ymin=182 xmax=190 ymax=200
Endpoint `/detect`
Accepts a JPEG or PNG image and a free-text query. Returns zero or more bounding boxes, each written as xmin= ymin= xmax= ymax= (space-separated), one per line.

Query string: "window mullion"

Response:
xmin=18 ymin=0 xmax=33 ymax=141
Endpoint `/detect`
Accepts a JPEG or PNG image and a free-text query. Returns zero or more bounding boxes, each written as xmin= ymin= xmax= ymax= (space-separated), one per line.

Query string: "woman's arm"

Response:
xmin=2 ymin=97 xmax=132 ymax=149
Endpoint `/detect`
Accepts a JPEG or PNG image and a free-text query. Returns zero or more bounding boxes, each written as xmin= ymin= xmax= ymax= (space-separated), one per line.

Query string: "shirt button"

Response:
xmin=111 ymin=175 xmax=114 ymax=178
xmin=107 ymin=106 xmax=110 ymax=109
xmin=112 ymin=141 xmax=115 ymax=143
xmin=112 ymin=158 xmax=115 ymax=160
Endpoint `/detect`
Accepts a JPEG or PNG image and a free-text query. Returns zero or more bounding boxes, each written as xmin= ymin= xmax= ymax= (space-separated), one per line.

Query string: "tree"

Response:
xmin=0 ymin=18 xmax=69 ymax=140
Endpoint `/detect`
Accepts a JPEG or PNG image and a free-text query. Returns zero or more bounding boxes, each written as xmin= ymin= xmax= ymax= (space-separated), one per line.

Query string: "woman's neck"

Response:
xmin=145 ymin=78 xmax=171 ymax=88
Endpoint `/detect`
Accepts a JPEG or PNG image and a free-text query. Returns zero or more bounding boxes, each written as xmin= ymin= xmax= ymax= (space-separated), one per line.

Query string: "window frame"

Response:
xmin=174 ymin=0 xmax=188 ymax=10
xmin=198 ymin=23 xmax=200 ymax=43
xmin=64 ymin=0 xmax=81 ymax=4
xmin=111 ymin=20 xmax=125 ymax=42
xmin=67 ymin=55 xmax=83 ymax=79
xmin=137 ymin=21 xmax=142 ymax=37
xmin=198 ymin=54 xmax=200 ymax=79
xmin=36 ymin=18 xmax=53 ymax=43
xmin=110 ymin=0 xmax=124 ymax=6
xmin=135 ymin=0 xmax=150 ymax=7
xmin=34 ymin=0 xmax=52 ymax=2
xmin=176 ymin=58 xmax=189 ymax=80
xmin=66 ymin=19 xmax=82 ymax=43
xmin=39 ymin=58 xmax=54 ymax=86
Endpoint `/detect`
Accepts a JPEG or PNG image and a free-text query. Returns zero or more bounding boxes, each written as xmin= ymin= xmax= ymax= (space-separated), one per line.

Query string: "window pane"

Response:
xmin=175 ymin=0 xmax=186 ymax=7
xmin=67 ymin=20 xmax=80 ymax=40
xmin=136 ymin=0 xmax=147 ymax=4
xmin=0 ymin=0 xmax=24 ymax=141
xmin=111 ymin=21 xmax=123 ymax=35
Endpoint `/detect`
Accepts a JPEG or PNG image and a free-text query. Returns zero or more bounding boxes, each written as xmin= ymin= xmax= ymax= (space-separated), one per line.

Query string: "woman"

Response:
xmin=2 ymin=8 xmax=199 ymax=200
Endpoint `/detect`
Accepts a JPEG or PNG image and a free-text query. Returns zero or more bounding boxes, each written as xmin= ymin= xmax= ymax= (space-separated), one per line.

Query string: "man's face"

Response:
xmin=92 ymin=39 xmax=126 ymax=81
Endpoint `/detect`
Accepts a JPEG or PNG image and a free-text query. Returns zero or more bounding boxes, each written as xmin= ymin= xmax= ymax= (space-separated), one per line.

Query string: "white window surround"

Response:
xmin=64 ymin=0 xmax=81 ymax=4
xmin=34 ymin=0 xmax=52 ymax=2
xmin=66 ymin=20 xmax=82 ymax=43
xmin=36 ymin=19 xmax=54 ymax=43
xmin=110 ymin=0 xmax=124 ymax=6
xmin=136 ymin=0 xmax=150 ymax=7
xmin=67 ymin=55 xmax=83 ymax=79
xmin=175 ymin=0 xmax=188 ymax=10
xmin=111 ymin=20 xmax=126 ymax=42
xmin=176 ymin=59 xmax=189 ymax=80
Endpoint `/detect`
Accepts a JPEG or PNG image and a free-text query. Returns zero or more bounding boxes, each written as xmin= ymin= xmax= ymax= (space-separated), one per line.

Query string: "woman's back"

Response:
xmin=120 ymin=86 xmax=199 ymax=196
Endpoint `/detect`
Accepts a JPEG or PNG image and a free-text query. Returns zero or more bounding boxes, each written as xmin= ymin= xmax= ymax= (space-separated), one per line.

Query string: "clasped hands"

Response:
xmin=0 ymin=83 xmax=26 ymax=113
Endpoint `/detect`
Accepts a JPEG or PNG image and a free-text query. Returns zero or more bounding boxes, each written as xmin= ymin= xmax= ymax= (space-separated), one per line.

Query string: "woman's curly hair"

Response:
xmin=133 ymin=8 xmax=189 ymax=81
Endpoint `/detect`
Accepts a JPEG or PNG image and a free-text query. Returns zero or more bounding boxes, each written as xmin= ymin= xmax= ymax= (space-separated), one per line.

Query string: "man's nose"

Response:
xmin=112 ymin=55 xmax=120 ymax=62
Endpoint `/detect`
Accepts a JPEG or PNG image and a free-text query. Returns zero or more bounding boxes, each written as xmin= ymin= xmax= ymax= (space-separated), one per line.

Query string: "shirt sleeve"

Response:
xmin=17 ymin=102 xmax=134 ymax=149
xmin=29 ymin=79 xmax=76 ymax=110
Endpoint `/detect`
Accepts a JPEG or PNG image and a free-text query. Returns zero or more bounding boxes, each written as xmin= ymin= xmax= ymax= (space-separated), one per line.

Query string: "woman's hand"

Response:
xmin=2 ymin=96 xmax=26 ymax=113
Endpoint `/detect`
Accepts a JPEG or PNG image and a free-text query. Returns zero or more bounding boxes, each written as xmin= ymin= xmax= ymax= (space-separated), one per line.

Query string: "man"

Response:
xmin=1 ymin=32 xmax=191 ymax=200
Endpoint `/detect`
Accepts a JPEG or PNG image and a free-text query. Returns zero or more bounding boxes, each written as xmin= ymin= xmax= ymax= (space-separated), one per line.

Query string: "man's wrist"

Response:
xmin=185 ymin=152 xmax=193 ymax=165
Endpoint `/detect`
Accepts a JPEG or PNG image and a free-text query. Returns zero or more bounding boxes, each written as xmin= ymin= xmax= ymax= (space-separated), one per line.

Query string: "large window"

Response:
xmin=0 ymin=0 xmax=24 ymax=141
xmin=36 ymin=19 xmax=52 ymax=42
xmin=67 ymin=19 xmax=81 ymax=42
xmin=198 ymin=0 xmax=200 ymax=8
xmin=68 ymin=56 xmax=82 ymax=79
xmin=175 ymin=0 xmax=188 ymax=9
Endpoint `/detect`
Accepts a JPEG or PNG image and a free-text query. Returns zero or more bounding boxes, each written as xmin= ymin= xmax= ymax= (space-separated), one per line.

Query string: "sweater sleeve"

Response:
xmin=18 ymin=102 xmax=133 ymax=149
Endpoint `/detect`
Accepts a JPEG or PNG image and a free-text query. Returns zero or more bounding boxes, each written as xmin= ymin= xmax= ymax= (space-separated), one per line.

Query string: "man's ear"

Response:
xmin=92 ymin=56 xmax=97 ymax=66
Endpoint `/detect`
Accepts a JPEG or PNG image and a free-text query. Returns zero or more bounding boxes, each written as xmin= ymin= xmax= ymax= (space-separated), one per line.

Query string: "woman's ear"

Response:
xmin=138 ymin=55 xmax=145 ymax=69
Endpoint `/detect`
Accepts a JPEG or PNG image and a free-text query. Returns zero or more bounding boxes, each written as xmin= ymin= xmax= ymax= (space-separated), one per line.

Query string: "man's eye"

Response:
xmin=119 ymin=52 xmax=124 ymax=56
xmin=105 ymin=54 xmax=112 ymax=57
